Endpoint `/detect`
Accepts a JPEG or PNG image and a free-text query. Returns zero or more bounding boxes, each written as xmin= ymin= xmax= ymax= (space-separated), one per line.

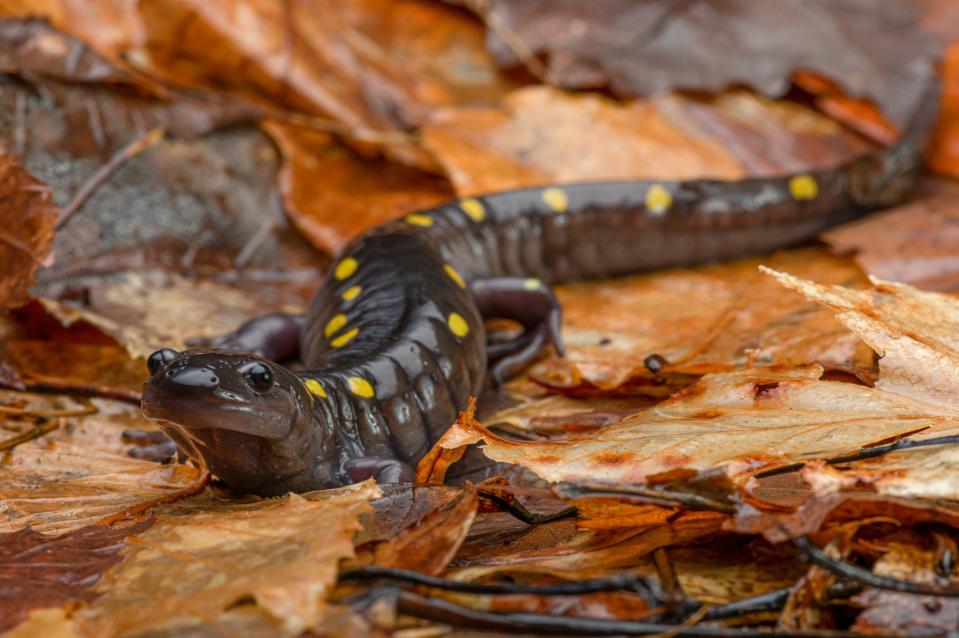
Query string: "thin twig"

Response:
xmin=379 ymin=588 xmax=899 ymax=637
xmin=477 ymin=489 xmax=578 ymax=524
xmin=96 ymin=469 xmax=211 ymax=527
xmin=56 ymin=127 xmax=165 ymax=230
xmin=0 ymin=380 xmax=141 ymax=404
xmin=554 ymin=481 xmax=736 ymax=514
xmin=757 ymin=434 xmax=959 ymax=479
xmin=794 ymin=536 xmax=959 ymax=597
xmin=0 ymin=420 xmax=60 ymax=452
xmin=341 ymin=567 xmax=662 ymax=603
xmin=234 ymin=193 xmax=285 ymax=268
xmin=0 ymin=402 xmax=96 ymax=418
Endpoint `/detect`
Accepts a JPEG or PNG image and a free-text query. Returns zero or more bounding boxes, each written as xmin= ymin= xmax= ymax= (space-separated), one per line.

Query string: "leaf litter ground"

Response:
xmin=2 ymin=1 xmax=959 ymax=636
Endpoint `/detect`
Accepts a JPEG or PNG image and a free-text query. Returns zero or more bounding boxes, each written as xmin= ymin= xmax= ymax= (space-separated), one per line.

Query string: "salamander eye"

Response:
xmin=147 ymin=348 xmax=178 ymax=375
xmin=243 ymin=362 xmax=273 ymax=393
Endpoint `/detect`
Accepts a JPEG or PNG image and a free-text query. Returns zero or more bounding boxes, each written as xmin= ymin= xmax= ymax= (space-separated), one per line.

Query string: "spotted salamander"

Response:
xmin=142 ymin=82 xmax=938 ymax=496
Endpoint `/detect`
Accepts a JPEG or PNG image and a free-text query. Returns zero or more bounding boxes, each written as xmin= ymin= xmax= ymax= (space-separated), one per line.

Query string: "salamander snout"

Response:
xmin=167 ymin=364 xmax=219 ymax=388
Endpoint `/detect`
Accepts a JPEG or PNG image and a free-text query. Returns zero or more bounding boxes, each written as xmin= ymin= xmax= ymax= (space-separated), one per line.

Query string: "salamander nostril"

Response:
xmin=168 ymin=366 xmax=219 ymax=388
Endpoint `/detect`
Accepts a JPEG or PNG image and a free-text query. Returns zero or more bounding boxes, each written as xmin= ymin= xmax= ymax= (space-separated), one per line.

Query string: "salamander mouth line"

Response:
xmin=142 ymin=384 xmax=296 ymax=440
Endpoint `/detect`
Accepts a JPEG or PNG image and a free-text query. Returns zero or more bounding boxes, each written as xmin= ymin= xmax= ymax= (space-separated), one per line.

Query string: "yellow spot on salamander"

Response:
xmin=406 ymin=213 xmax=433 ymax=227
xmin=789 ymin=174 xmax=818 ymax=201
xmin=541 ymin=187 xmax=568 ymax=213
xmin=331 ymin=327 xmax=359 ymax=348
xmin=444 ymin=264 xmax=466 ymax=289
xmin=342 ymin=285 xmax=362 ymax=301
xmin=645 ymin=184 xmax=672 ymax=215
xmin=334 ymin=257 xmax=358 ymax=280
xmin=324 ymin=313 xmax=347 ymax=338
xmin=348 ymin=376 xmax=374 ymax=398
xmin=523 ymin=278 xmax=542 ymax=290
xmin=448 ymin=312 xmax=469 ymax=337
xmin=304 ymin=378 xmax=327 ymax=398
xmin=460 ymin=197 xmax=485 ymax=222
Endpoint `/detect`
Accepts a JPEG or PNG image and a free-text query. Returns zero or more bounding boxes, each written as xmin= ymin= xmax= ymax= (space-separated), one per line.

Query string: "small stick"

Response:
xmin=476 ymin=489 xmax=578 ymax=525
xmin=96 ymin=469 xmax=211 ymax=527
xmin=794 ymin=535 xmax=959 ymax=597
xmin=341 ymin=566 xmax=663 ymax=603
xmin=0 ymin=402 xmax=96 ymax=418
xmin=56 ymin=127 xmax=165 ymax=230
xmin=0 ymin=420 xmax=60 ymax=452
xmin=384 ymin=588 xmax=899 ymax=637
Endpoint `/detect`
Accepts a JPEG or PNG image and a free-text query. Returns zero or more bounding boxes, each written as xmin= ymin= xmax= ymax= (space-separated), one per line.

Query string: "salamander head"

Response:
xmin=141 ymin=348 xmax=337 ymax=495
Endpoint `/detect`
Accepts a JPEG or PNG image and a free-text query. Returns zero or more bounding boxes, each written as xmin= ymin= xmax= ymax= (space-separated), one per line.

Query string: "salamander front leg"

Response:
xmin=187 ymin=312 xmax=304 ymax=362
xmin=470 ymin=277 xmax=564 ymax=386
xmin=343 ymin=457 xmax=414 ymax=485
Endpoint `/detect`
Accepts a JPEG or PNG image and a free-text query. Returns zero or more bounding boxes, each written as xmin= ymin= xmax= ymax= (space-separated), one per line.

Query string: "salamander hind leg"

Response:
xmin=470 ymin=277 xmax=564 ymax=386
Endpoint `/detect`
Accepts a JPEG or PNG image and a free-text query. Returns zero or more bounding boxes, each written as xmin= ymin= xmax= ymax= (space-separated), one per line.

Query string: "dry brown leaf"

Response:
xmin=0 ymin=151 xmax=58 ymax=309
xmin=763 ymin=267 xmax=959 ymax=414
xmin=0 ymin=392 xmax=202 ymax=534
xmin=822 ymin=180 xmax=959 ymax=291
xmin=532 ymin=247 xmax=873 ymax=396
xmin=264 ymin=122 xmax=453 ymax=254
xmin=420 ymin=366 xmax=959 ymax=489
xmin=0 ymin=520 xmax=152 ymax=634
xmin=73 ymin=480 xmax=381 ymax=637
xmin=477 ymin=0 xmax=936 ymax=129
xmin=39 ymin=272 xmax=302 ymax=361
xmin=422 ymin=87 xmax=869 ymax=195
xmin=358 ymin=484 xmax=478 ymax=575
xmin=851 ymin=543 xmax=959 ymax=635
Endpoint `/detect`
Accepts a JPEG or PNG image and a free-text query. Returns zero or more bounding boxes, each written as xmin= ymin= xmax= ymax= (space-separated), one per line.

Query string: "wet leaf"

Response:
xmin=851 ymin=543 xmax=959 ymax=635
xmin=422 ymin=87 xmax=870 ymax=195
xmin=420 ymin=366 xmax=959 ymax=490
xmin=73 ymin=480 xmax=381 ymax=637
xmin=0 ymin=391 xmax=202 ymax=534
xmin=265 ymin=123 xmax=453 ymax=254
xmin=357 ymin=484 xmax=478 ymax=575
xmin=39 ymin=271 xmax=303 ymax=361
xmin=822 ymin=180 xmax=959 ymax=291
xmin=531 ymin=248 xmax=873 ymax=396
xmin=0 ymin=520 xmax=152 ymax=634
xmin=476 ymin=0 xmax=937 ymax=128
xmin=927 ymin=43 xmax=959 ymax=179
xmin=764 ymin=267 xmax=959 ymax=413
xmin=0 ymin=151 xmax=57 ymax=309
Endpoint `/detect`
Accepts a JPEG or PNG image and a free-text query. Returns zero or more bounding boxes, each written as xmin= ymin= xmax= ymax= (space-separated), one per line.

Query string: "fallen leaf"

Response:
xmin=73 ymin=480 xmax=381 ymax=637
xmin=0 ymin=391 xmax=202 ymax=534
xmin=0 ymin=17 xmax=139 ymax=85
xmin=0 ymin=151 xmax=57 ymax=309
xmin=354 ymin=483 xmax=463 ymax=547
xmin=475 ymin=0 xmax=937 ymax=128
xmin=0 ymin=520 xmax=151 ymax=634
xmin=421 ymin=366 xmax=959 ymax=490
xmin=852 ymin=543 xmax=959 ymax=635
xmin=822 ymin=179 xmax=959 ymax=291
xmin=422 ymin=87 xmax=870 ymax=195
xmin=927 ymin=43 xmax=959 ymax=179
xmin=531 ymin=248 xmax=873 ymax=395
xmin=265 ymin=122 xmax=453 ymax=254
xmin=763 ymin=267 xmax=959 ymax=413
xmin=128 ymin=0 xmax=516 ymax=167
xmin=39 ymin=271 xmax=303 ymax=361
xmin=358 ymin=484 xmax=478 ymax=575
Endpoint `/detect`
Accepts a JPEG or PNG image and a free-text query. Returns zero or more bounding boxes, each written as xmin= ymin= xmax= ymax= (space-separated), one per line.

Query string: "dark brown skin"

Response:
xmin=141 ymin=81 xmax=939 ymax=496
